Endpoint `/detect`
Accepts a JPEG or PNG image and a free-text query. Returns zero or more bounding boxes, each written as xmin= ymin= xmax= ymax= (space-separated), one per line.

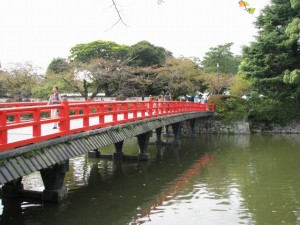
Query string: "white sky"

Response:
xmin=0 ymin=0 xmax=270 ymax=72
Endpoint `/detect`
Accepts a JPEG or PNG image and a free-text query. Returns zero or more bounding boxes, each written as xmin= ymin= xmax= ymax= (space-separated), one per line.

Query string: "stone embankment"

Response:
xmin=181 ymin=117 xmax=300 ymax=135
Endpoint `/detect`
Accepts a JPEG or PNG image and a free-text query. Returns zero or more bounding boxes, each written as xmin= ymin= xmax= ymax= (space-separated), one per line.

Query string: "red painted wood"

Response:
xmin=0 ymin=100 xmax=214 ymax=151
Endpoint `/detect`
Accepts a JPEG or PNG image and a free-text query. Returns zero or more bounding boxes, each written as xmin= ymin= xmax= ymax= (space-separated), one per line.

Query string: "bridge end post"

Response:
xmin=40 ymin=160 xmax=69 ymax=202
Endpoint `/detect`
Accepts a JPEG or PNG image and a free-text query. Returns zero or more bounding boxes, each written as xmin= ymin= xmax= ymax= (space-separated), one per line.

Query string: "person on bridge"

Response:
xmin=48 ymin=86 xmax=62 ymax=129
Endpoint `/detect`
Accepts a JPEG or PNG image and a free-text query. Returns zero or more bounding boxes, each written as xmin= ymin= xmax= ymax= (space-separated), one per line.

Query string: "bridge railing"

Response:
xmin=0 ymin=100 xmax=214 ymax=151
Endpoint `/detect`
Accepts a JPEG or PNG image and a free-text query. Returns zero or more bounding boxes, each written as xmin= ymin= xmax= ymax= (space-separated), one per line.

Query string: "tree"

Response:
xmin=156 ymin=57 xmax=205 ymax=99
xmin=127 ymin=41 xmax=172 ymax=67
xmin=238 ymin=0 xmax=300 ymax=124
xmin=201 ymin=43 xmax=242 ymax=74
xmin=67 ymin=58 xmax=134 ymax=100
xmin=229 ymin=73 xmax=252 ymax=97
xmin=239 ymin=0 xmax=300 ymax=111
xmin=0 ymin=70 xmax=9 ymax=98
xmin=282 ymin=1 xmax=300 ymax=104
xmin=2 ymin=62 xmax=42 ymax=100
xmin=47 ymin=58 xmax=70 ymax=74
xmin=203 ymin=72 xmax=235 ymax=95
xmin=69 ymin=40 xmax=129 ymax=63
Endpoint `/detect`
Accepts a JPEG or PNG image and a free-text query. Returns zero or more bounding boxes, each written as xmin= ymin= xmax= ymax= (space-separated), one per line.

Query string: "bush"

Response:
xmin=208 ymin=95 xmax=249 ymax=122
xmin=248 ymin=96 xmax=298 ymax=125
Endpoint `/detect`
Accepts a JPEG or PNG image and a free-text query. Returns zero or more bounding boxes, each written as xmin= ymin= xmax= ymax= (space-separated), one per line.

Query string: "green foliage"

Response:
xmin=291 ymin=0 xmax=300 ymax=8
xmin=47 ymin=58 xmax=70 ymax=74
xmin=248 ymin=95 xmax=298 ymax=125
xmin=208 ymin=95 xmax=249 ymax=122
xmin=229 ymin=73 xmax=252 ymax=96
xmin=240 ymin=0 xmax=300 ymax=105
xmin=156 ymin=57 xmax=205 ymax=99
xmin=283 ymin=69 xmax=300 ymax=84
xmin=127 ymin=41 xmax=172 ymax=67
xmin=0 ymin=71 xmax=8 ymax=97
xmin=69 ymin=40 xmax=129 ymax=62
xmin=201 ymin=43 xmax=242 ymax=74
xmin=1 ymin=62 xmax=42 ymax=99
xmin=285 ymin=18 xmax=300 ymax=44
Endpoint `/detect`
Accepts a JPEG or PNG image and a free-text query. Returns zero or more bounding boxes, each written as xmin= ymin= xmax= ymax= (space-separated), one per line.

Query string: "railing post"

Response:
xmin=98 ymin=104 xmax=104 ymax=124
xmin=162 ymin=102 xmax=166 ymax=115
xmin=0 ymin=111 xmax=7 ymax=145
xmin=60 ymin=99 xmax=70 ymax=134
xmin=15 ymin=114 xmax=21 ymax=123
xmin=139 ymin=102 xmax=144 ymax=118
xmin=83 ymin=104 xmax=89 ymax=127
xmin=133 ymin=102 xmax=137 ymax=119
xmin=148 ymin=100 xmax=153 ymax=117
xmin=112 ymin=103 xmax=118 ymax=124
xmin=124 ymin=103 xmax=128 ymax=121
xmin=33 ymin=108 xmax=41 ymax=137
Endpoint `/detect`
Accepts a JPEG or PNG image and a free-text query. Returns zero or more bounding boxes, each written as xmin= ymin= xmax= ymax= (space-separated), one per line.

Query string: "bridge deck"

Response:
xmin=8 ymin=113 xmax=137 ymax=143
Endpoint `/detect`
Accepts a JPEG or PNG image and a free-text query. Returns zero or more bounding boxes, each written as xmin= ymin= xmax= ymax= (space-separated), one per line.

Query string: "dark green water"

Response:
xmin=0 ymin=134 xmax=300 ymax=225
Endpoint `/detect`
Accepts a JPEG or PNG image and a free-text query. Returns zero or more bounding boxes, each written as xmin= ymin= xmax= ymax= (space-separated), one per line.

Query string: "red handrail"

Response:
xmin=0 ymin=100 xmax=214 ymax=152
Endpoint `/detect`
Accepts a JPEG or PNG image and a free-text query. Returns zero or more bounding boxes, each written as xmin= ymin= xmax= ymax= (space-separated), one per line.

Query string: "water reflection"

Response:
xmin=128 ymin=153 xmax=215 ymax=225
xmin=1 ymin=134 xmax=300 ymax=225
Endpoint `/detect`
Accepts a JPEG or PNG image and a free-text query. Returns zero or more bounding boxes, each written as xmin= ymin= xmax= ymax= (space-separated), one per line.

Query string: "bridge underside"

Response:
xmin=0 ymin=112 xmax=212 ymax=202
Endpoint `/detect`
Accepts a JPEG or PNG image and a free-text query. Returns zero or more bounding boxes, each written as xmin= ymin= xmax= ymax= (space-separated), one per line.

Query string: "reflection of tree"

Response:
xmin=202 ymin=135 xmax=300 ymax=225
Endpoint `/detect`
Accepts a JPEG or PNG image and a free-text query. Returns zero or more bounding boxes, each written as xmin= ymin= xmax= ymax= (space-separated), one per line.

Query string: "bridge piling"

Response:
xmin=88 ymin=149 xmax=101 ymax=158
xmin=1 ymin=177 xmax=44 ymax=200
xmin=164 ymin=125 xmax=171 ymax=137
xmin=190 ymin=119 xmax=196 ymax=137
xmin=155 ymin=127 xmax=163 ymax=145
xmin=137 ymin=132 xmax=151 ymax=161
xmin=40 ymin=160 xmax=69 ymax=202
xmin=172 ymin=122 xmax=181 ymax=146
xmin=1 ymin=178 xmax=24 ymax=198
xmin=113 ymin=141 xmax=125 ymax=160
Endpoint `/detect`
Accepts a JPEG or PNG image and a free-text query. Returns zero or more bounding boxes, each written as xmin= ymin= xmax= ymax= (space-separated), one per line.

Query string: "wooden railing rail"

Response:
xmin=0 ymin=100 xmax=214 ymax=151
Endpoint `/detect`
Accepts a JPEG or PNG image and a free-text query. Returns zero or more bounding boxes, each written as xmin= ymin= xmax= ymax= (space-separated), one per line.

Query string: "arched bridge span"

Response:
xmin=0 ymin=100 xmax=214 ymax=202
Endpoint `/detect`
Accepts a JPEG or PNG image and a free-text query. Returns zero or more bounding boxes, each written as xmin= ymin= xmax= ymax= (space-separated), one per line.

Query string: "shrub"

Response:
xmin=208 ymin=95 xmax=249 ymax=122
xmin=248 ymin=96 xmax=298 ymax=125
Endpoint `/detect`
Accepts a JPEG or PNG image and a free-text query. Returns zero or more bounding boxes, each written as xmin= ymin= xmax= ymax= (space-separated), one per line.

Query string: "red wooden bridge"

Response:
xmin=0 ymin=99 xmax=214 ymax=202
xmin=0 ymin=100 xmax=214 ymax=152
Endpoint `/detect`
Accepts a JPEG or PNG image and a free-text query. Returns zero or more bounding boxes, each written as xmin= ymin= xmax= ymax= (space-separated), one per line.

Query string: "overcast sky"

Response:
xmin=0 ymin=0 xmax=270 ymax=72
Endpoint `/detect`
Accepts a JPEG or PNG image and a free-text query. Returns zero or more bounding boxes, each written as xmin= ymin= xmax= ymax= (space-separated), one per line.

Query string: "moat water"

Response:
xmin=0 ymin=134 xmax=300 ymax=225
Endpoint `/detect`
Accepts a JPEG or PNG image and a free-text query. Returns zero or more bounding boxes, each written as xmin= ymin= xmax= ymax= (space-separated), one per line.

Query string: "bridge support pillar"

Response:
xmin=113 ymin=141 xmax=124 ymax=160
xmin=88 ymin=149 xmax=101 ymax=158
xmin=137 ymin=132 xmax=151 ymax=161
xmin=172 ymin=122 xmax=181 ymax=146
xmin=1 ymin=178 xmax=24 ymax=198
xmin=190 ymin=119 xmax=196 ymax=136
xmin=155 ymin=127 xmax=163 ymax=145
xmin=1 ymin=178 xmax=43 ymax=200
xmin=40 ymin=160 xmax=69 ymax=202
xmin=164 ymin=125 xmax=171 ymax=136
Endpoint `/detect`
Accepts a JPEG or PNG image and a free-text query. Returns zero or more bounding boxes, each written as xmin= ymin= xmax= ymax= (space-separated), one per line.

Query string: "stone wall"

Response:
xmin=180 ymin=117 xmax=300 ymax=135
xmin=252 ymin=120 xmax=300 ymax=134
xmin=181 ymin=117 xmax=251 ymax=135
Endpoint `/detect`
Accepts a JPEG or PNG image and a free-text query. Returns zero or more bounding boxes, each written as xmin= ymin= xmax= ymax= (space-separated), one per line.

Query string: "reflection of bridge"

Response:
xmin=130 ymin=152 xmax=215 ymax=225
xmin=0 ymin=100 xmax=214 ymax=202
